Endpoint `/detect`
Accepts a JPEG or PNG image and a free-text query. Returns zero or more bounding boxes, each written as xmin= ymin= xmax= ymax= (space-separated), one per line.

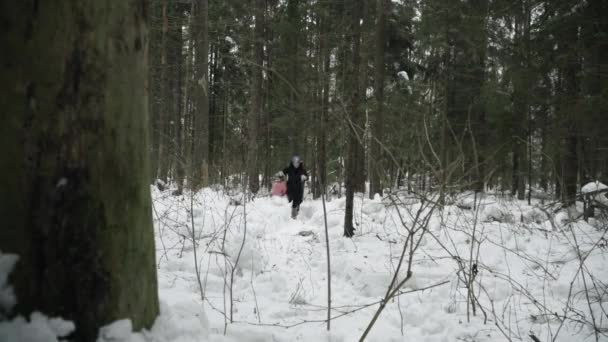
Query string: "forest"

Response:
xmin=1 ymin=0 xmax=607 ymax=341
xmin=147 ymin=0 xmax=607 ymax=206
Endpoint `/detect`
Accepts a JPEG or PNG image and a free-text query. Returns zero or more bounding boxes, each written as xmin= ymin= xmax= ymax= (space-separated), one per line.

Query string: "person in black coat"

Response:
xmin=280 ymin=155 xmax=308 ymax=218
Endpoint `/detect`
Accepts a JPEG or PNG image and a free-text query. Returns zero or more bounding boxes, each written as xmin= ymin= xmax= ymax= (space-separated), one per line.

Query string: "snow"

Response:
xmin=397 ymin=71 xmax=413 ymax=94
xmin=95 ymin=302 xmax=209 ymax=342
xmin=0 ymin=251 xmax=76 ymax=342
xmin=1 ymin=187 xmax=606 ymax=341
xmin=0 ymin=312 xmax=75 ymax=342
xmin=397 ymin=70 xmax=410 ymax=81
xmin=582 ymin=181 xmax=608 ymax=194
xmin=97 ymin=319 xmax=133 ymax=341
xmin=480 ymin=203 xmax=515 ymax=223
xmin=150 ymin=188 xmax=608 ymax=341
xmin=582 ymin=181 xmax=608 ymax=207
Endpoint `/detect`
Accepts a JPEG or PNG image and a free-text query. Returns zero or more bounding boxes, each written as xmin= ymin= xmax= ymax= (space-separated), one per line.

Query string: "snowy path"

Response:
xmin=153 ymin=189 xmax=608 ymax=342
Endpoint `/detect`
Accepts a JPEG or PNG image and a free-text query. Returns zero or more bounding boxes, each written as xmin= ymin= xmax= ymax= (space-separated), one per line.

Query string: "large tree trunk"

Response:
xmin=0 ymin=1 xmax=159 ymax=341
xmin=192 ymin=0 xmax=210 ymax=188
xmin=247 ymin=0 xmax=264 ymax=194
xmin=370 ymin=0 xmax=388 ymax=199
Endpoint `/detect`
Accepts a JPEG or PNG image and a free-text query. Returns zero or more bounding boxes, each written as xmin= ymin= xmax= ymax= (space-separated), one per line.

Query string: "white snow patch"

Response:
xmin=397 ymin=70 xmax=410 ymax=81
xmin=582 ymin=181 xmax=608 ymax=194
xmin=96 ymin=301 xmax=209 ymax=342
xmin=97 ymin=319 xmax=133 ymax=342
xmin=480 ymin=203 xmax=514 ymax=223
xmin=0 ymin=312 xmax=75 ymax=342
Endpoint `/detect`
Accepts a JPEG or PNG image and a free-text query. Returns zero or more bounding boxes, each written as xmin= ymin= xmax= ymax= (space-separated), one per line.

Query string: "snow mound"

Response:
xmin=582 ymin=181 xmax=608 ymax=206
xmin=96 ymin=302 xmax=209 ymax=342
xmin=453 ymin=191 xmax=479 ymax=210
xmin=480 ymin=203 xmax=514 ymax=223
xmin=0 ymin=312 xmax=75 ymax=342
xmin=0 ymin=250 xmax=75 ymax=342
xmin=521 ymin=208 xmax=548 ymax=224
xmin=554 ymin=211 xmax=570 ymax=226
xmin=97 ymin=319 xmax=134 ymax=342
xmin=227 ymin=238 xmax=266 ymax=275
xmin=148 ymin=301 xmax=209 ymax=342
xmin=361 ymin=202 xmax=384 ymax=215
xmin=581 ymin=181 xmax=608 ymax=194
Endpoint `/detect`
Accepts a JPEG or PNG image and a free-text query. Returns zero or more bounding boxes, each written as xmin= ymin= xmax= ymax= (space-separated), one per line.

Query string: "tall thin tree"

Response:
xmin=192 ymin=0 xmax=210 ymax=188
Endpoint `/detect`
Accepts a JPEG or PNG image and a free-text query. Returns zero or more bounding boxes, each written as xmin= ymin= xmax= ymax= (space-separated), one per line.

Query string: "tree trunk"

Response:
xmin=156 ymin=0 xmax=171 ymax=185
xmin=247 ymin=0 xmax=264 ymax=194
xmin=559 ymin=6 xmax=581 ymax=206
xmin=176 ymin=7 xmax=195 ymax=195
xmin=192 ymin=0 xmax=210 ymax=188
xmin=319 ymin=9 xmax=331 ymax=197
xmin=370 ymin=0 xmax=388 ymax=199
xmin=344 ymin=0 xmax=363 ymax=237
xmin=354 ymin=0 xmax=369 ymax=193
xmin=0 ymin=1 xmax=159 ymax=341
xmin=511 ymin=1 xmax=528 ymax=201
xmin=468 ymin=0 xmax=488 ymax=193
xmin=167 ymin=6 xmax=184 ymax=191
xmin=286 ymin=0 xmax=301 ymax=153
xmin=148 ymin=1 xmax=163 ymax=184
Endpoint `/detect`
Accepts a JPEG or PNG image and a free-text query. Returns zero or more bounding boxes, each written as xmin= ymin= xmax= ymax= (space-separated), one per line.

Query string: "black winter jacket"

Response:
xmin=282 ymin=163 xmax=308 ymax=206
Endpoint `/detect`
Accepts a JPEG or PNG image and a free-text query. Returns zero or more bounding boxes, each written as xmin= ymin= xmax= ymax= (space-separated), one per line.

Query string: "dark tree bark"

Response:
xmin=468 ymin=0 xmax=488 ymax=194
xmin=162 ymin=4 xmax=185 ymax=190
xmin=157 ymin=0 xmax=171 ymax=185
xmin=247 ymin=0 xmax=264 ymax=194
xmin=173 ymin=8 xmax=187 ymax=195
xmin=510 ymin=0 xmax=530 ymax=201
xmin=370 ymin=0 xmax=388 ymax=199
xmin=148 ymin=1 xmax=163 ymax=183
xmin=0 ymin=1 xmax=159 ymax=341
xmin=557 ymin=3 xmax=581 ymax=206
xmin=354 ymin=0 xmax=370 ymax=193
xmin=192 ymin=0 xmax=210 ymax=188
xmin=286 ymin=0 xmax=301 ymax=153
xmin=344 ymin=0 xmax=363 ymax=237
xmin=561 ymin=70 xmax=580 ymax=206
xmin=317 ymin=7 xmax=331 ymax=198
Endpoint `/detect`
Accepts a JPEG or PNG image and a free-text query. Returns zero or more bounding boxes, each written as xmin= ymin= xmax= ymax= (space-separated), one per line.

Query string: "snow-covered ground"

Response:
xmin=151 ymin=188 xmax=608 ymax=342
xmin=1 ymin=187 xmax=607 ymax=341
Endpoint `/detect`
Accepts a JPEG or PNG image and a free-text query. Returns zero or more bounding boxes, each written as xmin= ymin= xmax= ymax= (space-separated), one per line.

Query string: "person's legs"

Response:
xmin=291 ymin=197 xmax=302 ymax=219
xmin=291 ymin=204 xmax=298 ymax=219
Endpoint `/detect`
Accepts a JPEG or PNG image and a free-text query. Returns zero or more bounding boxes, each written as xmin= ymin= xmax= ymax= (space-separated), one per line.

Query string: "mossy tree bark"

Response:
xmin=0 ymin=1 xmax=159 ymax=341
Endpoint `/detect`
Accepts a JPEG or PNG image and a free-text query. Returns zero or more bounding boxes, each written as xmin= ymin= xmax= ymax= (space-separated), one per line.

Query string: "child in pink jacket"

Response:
xmin=271 ymin=174 xmax=287 ymax=197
